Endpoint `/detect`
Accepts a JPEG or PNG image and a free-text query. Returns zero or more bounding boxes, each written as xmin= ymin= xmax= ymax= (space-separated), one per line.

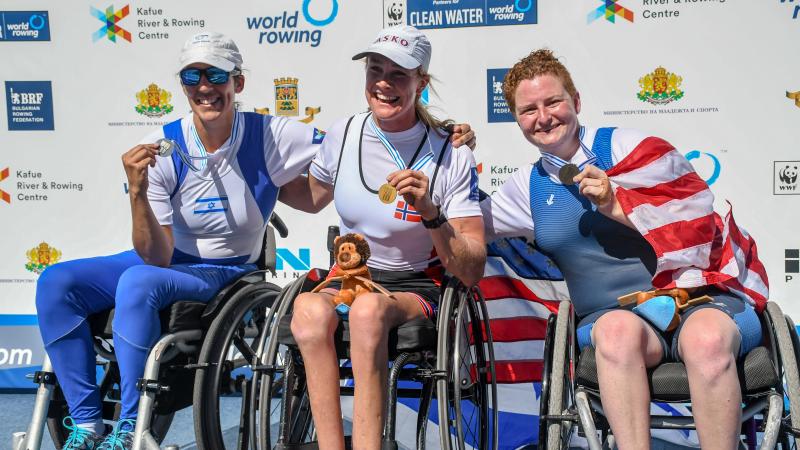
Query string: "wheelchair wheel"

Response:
xmin=539 ymin=300 xmax=575 ymax=450
xmin=46 ymin=360 xmax=175 ymax=447
xmin=437 ymin=282 xmax=498 ymax=450
xmin=256 ymin=276 xmax=315 ymax=450
xmin=193 ymin=282 xmax=281 ymax=450
xmin=765 ymin=302 xmax=800 ymax=441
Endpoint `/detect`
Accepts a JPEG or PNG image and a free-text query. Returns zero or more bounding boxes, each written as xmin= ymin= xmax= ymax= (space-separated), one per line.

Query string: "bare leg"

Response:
xmin=291 ymin=292 xmax=344 ymax=450
xmin=678 ymin=309 xmax=741 ymax=450
xmin=592 ymin=310 xmax=664 ymax=450
xmin=348 ymin=292 xmax=427 ymax=450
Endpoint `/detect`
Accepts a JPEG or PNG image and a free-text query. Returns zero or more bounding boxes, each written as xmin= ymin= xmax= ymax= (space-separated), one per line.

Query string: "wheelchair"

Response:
xmin=13 ymin=214 xmax=291 ymax=450
xmin=538 ymin=299 xmax=800 ymax=450
xmin=250 ymin=227 xmax=499 ymax=450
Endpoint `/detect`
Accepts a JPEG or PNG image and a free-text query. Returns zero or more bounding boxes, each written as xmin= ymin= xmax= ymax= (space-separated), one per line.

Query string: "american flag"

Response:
xmin=607 ymin=136 xmax=769 ymax=311
xmin=394 ymin=201 xmax=422 ymax=222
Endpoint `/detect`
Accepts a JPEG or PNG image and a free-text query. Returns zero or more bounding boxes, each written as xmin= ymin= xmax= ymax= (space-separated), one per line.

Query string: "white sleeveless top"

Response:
xmin=309 ymin=112 xmax=481 ymax=271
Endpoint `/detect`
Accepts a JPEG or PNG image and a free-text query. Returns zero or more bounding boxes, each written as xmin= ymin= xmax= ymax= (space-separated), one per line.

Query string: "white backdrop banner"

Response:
xmin=1 ymin=0 xmax=798 ymax=446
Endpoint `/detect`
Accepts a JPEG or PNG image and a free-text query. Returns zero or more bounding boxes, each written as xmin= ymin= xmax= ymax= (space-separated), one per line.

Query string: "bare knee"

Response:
xmin=291 ymin=293 xmax=338 ymax=347
xmin=679 ymin=310 xmax=738 ymax=380
xmin=348 ymin=294 xmax=390 ymax=352
xmin=593 ymin=311 xmax=651 ymax=365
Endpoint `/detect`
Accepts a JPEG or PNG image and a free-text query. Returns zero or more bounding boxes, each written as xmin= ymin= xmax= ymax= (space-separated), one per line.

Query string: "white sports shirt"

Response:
xmin=310 ymin=113 xmax=481 ymax=271
xmin=140 ymin=111 xmax=322 ymax=264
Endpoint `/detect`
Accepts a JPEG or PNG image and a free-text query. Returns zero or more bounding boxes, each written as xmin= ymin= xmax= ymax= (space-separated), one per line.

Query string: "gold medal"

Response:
xmin=378 ymin=183 xmax=397 ymax=204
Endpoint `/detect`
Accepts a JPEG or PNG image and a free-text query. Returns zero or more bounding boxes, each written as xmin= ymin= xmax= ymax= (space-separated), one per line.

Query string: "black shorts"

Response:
xmin=323 ymin=267 xmax=441 ymax=319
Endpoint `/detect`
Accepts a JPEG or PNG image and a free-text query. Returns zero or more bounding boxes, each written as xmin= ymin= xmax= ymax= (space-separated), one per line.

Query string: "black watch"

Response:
xmin=422 ymin=207 xmax=448 ymax=229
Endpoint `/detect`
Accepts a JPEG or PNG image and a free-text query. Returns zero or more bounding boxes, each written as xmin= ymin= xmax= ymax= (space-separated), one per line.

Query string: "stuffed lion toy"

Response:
xmin=310 ymin=233 xmax=393 ymax=317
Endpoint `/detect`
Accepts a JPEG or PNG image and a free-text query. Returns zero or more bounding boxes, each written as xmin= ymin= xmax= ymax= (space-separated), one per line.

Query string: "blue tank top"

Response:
xmin=529 ymin=128 xmax=657 ymax=317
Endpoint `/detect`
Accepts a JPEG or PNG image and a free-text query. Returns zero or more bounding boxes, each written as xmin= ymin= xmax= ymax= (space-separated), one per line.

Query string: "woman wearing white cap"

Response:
xmin=34 ymin=31 xmax=337 ymax=449
xmin=280 ymin=25 xmax=486 ymax=450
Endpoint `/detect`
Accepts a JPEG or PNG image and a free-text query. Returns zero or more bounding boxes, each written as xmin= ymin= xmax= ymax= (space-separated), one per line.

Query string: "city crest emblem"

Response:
xmin=135 ymin=83 xmax=174 ymax=117
xmin=638 ymin=67 xmax=684 ymax=105
xmin=255 ymin=77 xmax=321 ymax=123
xmin=275 ymin=77 xmax=300 ymax=116
xmin=25 ymin=242 xmax=62 ymax=274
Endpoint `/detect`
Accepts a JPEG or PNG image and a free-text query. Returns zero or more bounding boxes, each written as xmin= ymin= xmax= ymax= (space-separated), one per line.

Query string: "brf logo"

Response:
xmin=774 ymin=161 xmax=799 ymax=195
xmin=10 ymin=89 xmax=43 ymax=105
xmin=487 ymin=68 xmax=514 ymax=123
xmin=5 ymin=81 xmax=55 ymax=131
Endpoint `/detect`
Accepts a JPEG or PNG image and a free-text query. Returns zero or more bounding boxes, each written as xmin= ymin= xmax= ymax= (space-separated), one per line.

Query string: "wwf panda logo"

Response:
xmin=387 ymin=2 xmax=403 ymax=21
xmin=780 ymin=164 xmax=798 ymax=185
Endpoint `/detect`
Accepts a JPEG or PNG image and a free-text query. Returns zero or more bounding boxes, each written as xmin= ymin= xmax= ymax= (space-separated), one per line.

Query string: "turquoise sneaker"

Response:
xmin=62 ymin=417 xmax=105 ymax=450
xmin=97 ymin=418 xmax=136 ymax=450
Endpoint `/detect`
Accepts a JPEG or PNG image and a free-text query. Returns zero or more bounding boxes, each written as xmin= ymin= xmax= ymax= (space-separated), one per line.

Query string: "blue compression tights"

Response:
xmin=35 ymin=250 xmax=255 ymax=423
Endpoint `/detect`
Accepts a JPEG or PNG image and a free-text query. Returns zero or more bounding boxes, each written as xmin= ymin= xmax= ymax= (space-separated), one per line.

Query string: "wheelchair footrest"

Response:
xmin=275 ymin=436 xmax=352 ymax=450
xmin=32 ymin=370 xmax=56 ymax=385
xmin=137 ymin=378 xmax=170 ymax=394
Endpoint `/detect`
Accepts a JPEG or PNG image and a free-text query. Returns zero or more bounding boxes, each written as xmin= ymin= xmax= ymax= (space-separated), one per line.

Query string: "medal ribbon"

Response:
xmin=368 ymin=115 xmax=433 ymax=172
xmin=179 ymin=112 xmax=241 ymax=172
xmin=540 ymin=126 xmax=597 ymax=172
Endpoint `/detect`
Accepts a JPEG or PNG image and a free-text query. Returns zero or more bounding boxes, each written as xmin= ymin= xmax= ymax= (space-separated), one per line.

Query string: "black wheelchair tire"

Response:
xmin=765 ymin=302 xmax=800 ymax=437
xmin=192 ymin=283 xmax=280 ymax=450
xmin=255 ymin=276 xmax=312 ymax=450
xmin=543 ymin=301 xmax=573 ymax=450
xmin=46 ymin=361 xmax=174 ymax=448
xmin=436 ymin=282 xmax=498 ymax=450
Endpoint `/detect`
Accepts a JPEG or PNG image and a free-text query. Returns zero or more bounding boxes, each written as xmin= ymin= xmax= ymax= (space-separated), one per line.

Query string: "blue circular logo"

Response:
xmin=302 ymin=0 xmax=338 ymax=27
xmin=685 ymin=150 xmax=721 ymax=186
xmin=515 ymin=0 xmax=533 ymax=13
xmin=29 ymin=14 xmax=46 ymax=30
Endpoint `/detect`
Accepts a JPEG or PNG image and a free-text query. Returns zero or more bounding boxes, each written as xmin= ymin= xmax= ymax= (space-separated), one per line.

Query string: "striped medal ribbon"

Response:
xmin=369 ymin=115 xmax=433 ymax=204
xmin=156 ymin=113 xmax=241 ymax=173
xmin=540 ymin=126 xmax=597 ymax=185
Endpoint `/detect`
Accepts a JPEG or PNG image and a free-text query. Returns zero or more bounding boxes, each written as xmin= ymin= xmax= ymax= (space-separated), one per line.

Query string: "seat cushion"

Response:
xmin=575 ymin=345 xmax=778 ymax=402
xmin=278 ymin=315 xmax=437 ymax=357
xmin=88 ymin=301 xmax=208 ymax=339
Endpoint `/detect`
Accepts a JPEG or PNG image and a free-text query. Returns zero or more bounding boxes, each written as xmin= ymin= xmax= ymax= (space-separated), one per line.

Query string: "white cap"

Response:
xmin=352 ymin=25 xmax=431 ymax=72
xmin=179 ymin=32 xmax=243 ymax=72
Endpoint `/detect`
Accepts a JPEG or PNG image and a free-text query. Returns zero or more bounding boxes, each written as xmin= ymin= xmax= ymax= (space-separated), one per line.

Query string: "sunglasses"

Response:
xmin=179 ymin=67 xmax=241 ymax=86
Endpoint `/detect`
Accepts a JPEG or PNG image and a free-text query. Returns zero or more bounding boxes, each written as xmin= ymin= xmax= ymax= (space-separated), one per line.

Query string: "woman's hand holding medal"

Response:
xmin=122 ymin=143 xmax=159 ymax=197
xmin=573 ymin=164 xmax=614 ymax=209
xmin=385 ymin=169 xmax=438 ymax=220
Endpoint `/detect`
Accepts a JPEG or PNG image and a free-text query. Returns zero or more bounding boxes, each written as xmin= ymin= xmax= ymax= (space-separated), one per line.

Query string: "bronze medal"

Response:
xmin=378 ymin=183 xmax=397 ymax=204
xmin=558 ymin=163 xmax=580 ymax=185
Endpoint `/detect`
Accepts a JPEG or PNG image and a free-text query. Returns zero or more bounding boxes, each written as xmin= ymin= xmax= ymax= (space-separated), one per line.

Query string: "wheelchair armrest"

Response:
xmin=261 ymin=225 xmax=277 ymax=274
xmin=270 ymin=212 xmax=288 ymax=238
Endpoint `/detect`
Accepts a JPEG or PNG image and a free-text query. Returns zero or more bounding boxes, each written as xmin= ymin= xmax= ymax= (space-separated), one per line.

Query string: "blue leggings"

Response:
xmin=35 ymin=250 xmax=255 ymax=423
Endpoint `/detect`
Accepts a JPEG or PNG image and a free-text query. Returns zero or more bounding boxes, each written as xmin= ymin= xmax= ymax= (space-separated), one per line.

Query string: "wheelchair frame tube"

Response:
xmin=759 ymin=393 xmax=783 ymax=450
xmin=132 ymin=330 xmax=202 ymax=450
xmin=14 ymin=355 xmax=55 ymax=450
xmin=575 ymin=390 xmax=602 ymax=450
